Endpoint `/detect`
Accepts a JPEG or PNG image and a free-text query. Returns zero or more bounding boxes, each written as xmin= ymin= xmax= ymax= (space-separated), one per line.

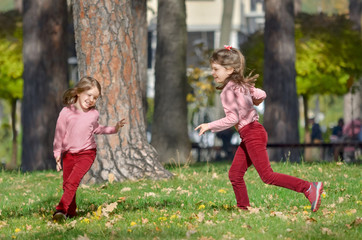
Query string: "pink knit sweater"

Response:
xmin=53 ymin=105 xmax=117 ymax=159
xmin=208 ymin=81 xmax=266 ymax=132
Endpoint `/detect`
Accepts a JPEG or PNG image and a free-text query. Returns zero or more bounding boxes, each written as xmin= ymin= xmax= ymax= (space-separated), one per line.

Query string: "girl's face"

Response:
xmin=75 ymin=86 xmax=100 ymax=112
xmin=211 ymin=62 xmax=233 ymax=84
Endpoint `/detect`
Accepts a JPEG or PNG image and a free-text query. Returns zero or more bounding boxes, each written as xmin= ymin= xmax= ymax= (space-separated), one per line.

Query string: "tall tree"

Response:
xmin=219 ymin=0 xmax=234 ymax=47
xmin=263 ymin=0 xmax=299 ymax=161
xmin=344 ymin=0 xmax=362 ymax=123
xmin=72 ymin=0 xmax=172 ymax=183
xmin=21 ymin=0 xmax=68 ymax=171
xmin=0 ymin=10 xmax=23 ymax=170
xmin=151 ymin=0 xmax=191 ymax=164
xmin=131 ymin=0 xmax=148 ymax=126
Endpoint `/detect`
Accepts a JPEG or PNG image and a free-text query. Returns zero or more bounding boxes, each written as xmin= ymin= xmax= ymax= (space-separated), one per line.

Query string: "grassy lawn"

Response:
xmin=0 ymin=161 xmax=361 ymax=239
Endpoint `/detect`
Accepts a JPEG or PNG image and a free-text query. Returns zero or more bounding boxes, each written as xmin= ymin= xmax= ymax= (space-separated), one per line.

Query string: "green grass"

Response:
xmin=0 ymin=161 xmax=361 ymax=239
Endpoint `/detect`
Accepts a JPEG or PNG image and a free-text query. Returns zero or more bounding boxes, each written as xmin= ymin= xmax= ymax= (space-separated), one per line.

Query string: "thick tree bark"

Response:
xmin=131 ymin=0 xmax=148 ymax=127
xmin=21 ymin=0 xmax=68 ymax=171
xmin=72 ymin=0 xmax=172 ymax=184
xmin=263 ymin=0 xmax=300 ymax=162
xmin=151 ymin=0 xmax=191 ymax=164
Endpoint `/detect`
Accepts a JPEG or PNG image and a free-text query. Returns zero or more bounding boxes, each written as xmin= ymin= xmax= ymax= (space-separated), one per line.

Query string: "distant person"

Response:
xmin=195 ymin=46 xmax=323 ymax=212
xmin=342 ymin=118 xmax=361 ymax=162
xmin=343 ymin=118 xmax=361 ymax=140
xmin=52 ymin=76 xmax=126 ymax=222
xmin=310 ymin=118 xmax=323 ymax=143
xmin=330 ymin=118 xmax=344 ymax=161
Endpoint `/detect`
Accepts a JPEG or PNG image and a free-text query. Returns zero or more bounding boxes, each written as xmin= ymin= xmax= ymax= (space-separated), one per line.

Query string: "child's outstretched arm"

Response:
xmin=94 ymin=118 xmax=126 ymax=134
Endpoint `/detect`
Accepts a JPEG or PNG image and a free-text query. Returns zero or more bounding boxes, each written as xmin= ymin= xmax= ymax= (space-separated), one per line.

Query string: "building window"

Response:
xmin=250 ymin=0 xmax=264 ymax=12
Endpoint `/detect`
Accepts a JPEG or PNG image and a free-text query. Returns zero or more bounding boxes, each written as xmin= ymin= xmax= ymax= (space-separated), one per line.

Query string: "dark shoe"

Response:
xmin=304 ymin=182 xmax=323 ymax=212
xmin=52 ymin=210 xmax=66 ymax=223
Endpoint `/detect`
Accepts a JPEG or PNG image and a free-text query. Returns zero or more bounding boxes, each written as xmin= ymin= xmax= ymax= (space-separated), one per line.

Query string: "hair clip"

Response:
xmin=224 ymin=45 xmax=232 ymax=50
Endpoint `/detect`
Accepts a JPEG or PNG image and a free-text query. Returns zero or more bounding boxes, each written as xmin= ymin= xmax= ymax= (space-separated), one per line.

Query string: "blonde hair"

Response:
xmin=63 ymin=76 xmax=102 ymax=107
xmin=210 ymin=47 xmax=258 ymax=90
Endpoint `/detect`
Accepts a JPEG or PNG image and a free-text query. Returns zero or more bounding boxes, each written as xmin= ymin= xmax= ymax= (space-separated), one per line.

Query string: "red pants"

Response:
xmin=229 ymin=121 xmax=310 ymax=209
xmin=56 ymin=149 xmax=96 ymax=215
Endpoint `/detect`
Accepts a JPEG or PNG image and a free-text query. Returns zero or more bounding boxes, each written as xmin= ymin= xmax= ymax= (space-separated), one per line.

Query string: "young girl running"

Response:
xmin=195 ymin=46 xmax=323 ymax=212
xmin=52 ymin=76 xmax=126 ymax=222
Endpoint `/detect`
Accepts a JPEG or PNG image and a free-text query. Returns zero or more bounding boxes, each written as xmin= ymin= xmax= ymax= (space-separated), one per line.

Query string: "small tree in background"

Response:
xmin=0 ymin=11 xmax=23 ymax=169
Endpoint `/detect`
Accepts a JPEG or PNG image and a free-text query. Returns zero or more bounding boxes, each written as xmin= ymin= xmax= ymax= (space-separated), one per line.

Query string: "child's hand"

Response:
xmin=115 ymin=118 xmax=126 ymax=131
xmin=55 ymin=156 xmax=62 ymax=172
xmin=253 ymin=98 xmax=263 ymax=106
xmin=195 ymin=123 xmax=210 ymax=136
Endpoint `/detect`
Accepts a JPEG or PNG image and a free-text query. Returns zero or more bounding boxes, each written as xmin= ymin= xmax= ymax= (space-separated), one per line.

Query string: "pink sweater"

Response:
xmin=208 ymin=81 xmax=266 ymax=132
xmin=53 ymin=105 xmax=117 ymax=159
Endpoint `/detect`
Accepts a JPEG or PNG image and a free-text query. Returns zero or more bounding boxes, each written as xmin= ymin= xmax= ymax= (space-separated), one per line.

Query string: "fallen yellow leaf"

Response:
xmin=108 ymin=173 xmax=115 ymax=184
xmin=198 ymin=204 xmax=205 ymax=210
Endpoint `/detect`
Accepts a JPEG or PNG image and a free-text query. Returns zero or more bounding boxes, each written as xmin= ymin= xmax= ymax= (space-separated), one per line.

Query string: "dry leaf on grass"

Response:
xmin=102 ymin=202 xmax=118 ymax=217
xmin=76 ymin=234 xmax=90 ymax=240
xmin=321 ymin=227 xmax=333 ymax=235
xmin=120 ymin=187 xmax=131 ymax=192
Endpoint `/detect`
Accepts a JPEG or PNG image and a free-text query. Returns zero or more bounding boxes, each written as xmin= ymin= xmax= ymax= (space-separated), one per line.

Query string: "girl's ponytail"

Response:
xmin=62 ymin=88 xmax=78 ymax=106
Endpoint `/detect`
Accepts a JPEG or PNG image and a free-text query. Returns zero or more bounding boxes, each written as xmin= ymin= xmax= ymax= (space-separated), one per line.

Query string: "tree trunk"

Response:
xmin=15 ymin=0 xmax=23 ymax=13
xmin=151 ymin=0 xmax=191 ymax=164
xmin=263 ymin=0 xmax=300 ymax=162
xmin=219 ymin=0 xmax=234 ymax=47
xmin=345 ymin=0 xmax=362 ymax=121
xmin=294 ymin=0 xmax=301 ymax=16
xmin=131 ymin=0 xmax=148 ymax=127
xmin=349 ymin=0 xmax=361 ymax=32
xmin=21 ymin=0 xmax=68 ymax=171
xmin=5 ymin=98 xmax=18 ymax=170
xmin=302 ymin=94 xmax=310 ymax=142
xmin=213 ymin=0 xmax=235 ymax=143
xmin=72 ymin=0 xmax=172 ymax=184
xmin=302 ymin=94 xmax=313 ymax=162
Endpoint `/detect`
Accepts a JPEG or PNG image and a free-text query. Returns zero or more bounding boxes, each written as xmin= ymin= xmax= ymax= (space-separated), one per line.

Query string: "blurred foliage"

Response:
xmin=295 ymin=13 xmax=362 ymax=95
xmin=187 ymin=67 xmax=215 ymax=110
xmin=0 ymin=0 xmax=14 ymax=12
xmin=0 ymin=10 xmax=23 ymax=101
xmin=301 ymin=0 xmax=349 ymax=15
xmin=241 ymin=13 xmax=362 ymax=97
xmin=0 ymin=10 xmax=23 ymax=167
xmin=187 ymin=43 xmax=216 ymax=127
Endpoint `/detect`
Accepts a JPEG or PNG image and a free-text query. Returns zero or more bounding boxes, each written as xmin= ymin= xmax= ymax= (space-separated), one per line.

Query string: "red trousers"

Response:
xmin=229 ymin=121 xmax=310 ymax=209
xmin=56 ymin=149 xmax=96 ymax=215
